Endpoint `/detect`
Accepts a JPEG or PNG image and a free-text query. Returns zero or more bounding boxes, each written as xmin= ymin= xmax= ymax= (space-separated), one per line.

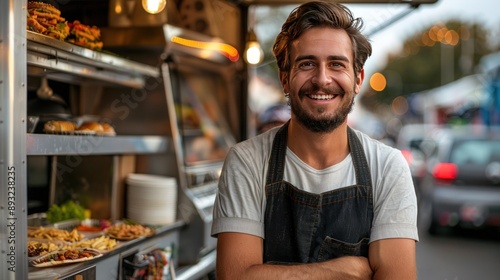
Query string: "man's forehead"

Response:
xmin=290 ymin=28 xmax=353 ymax=60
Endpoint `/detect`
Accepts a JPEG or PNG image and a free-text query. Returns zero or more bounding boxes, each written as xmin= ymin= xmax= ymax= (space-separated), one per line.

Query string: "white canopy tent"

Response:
xmin=420 ymin=74 xmax=486 ymax=124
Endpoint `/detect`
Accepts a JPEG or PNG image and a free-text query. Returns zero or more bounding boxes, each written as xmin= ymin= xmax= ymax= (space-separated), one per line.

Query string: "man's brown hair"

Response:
xmin=273 ymin=1 xmax=372 ymax=75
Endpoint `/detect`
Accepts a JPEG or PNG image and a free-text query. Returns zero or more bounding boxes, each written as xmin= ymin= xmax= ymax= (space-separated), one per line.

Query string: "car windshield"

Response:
xmin=450 ymin=139 xmax=500 ymax=165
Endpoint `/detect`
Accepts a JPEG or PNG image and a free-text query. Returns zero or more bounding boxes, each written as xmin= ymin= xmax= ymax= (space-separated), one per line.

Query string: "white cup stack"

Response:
xmin=126 ymin=174 xmax=178 ymax=226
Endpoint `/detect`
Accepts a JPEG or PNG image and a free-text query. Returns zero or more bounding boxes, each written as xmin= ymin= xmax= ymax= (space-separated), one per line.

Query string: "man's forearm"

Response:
xmin=218 ymin=256 xmax=373 ymax=280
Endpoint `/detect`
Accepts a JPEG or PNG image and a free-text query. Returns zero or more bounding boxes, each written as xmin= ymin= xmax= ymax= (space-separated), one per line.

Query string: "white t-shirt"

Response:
xmin=211 ymin=125 xmax=419 ymax=243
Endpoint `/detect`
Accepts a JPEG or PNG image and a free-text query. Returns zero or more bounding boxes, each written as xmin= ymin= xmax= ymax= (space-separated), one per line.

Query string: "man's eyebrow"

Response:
xmin=295 ymin=55 xmax=316 ymax=62
xmin=328 ymin=55 xmax=350 ymax=62
xmin=294 ymin=55 xmax=350 ymax=63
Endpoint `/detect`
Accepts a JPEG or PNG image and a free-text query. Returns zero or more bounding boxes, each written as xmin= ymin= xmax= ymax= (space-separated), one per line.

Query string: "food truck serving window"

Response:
xmin=169 ymin=63 xmax=236 ymax=166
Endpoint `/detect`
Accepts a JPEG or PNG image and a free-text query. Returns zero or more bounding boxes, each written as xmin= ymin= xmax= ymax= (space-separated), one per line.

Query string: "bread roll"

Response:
xmin=44 ymin=120 xmax=76 ymax=133
xmin=100 ymin=123 xmax=116 ymax=136
xmin=77 ymin=122 xmax=103 ymax=132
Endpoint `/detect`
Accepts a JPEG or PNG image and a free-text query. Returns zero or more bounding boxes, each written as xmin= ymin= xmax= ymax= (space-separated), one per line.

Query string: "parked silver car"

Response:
xmin=419 ymin=125 xmax=500 ymax=234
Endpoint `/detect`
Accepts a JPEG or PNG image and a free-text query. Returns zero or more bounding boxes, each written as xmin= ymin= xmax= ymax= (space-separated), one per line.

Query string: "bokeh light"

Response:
xmin=370 ymin=72 xmax=387 ymax=92
xmin=391 ymin=96 xmax=409 ymax=116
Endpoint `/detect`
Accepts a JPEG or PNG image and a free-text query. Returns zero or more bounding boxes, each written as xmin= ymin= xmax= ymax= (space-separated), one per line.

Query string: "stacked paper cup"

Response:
xmin=126 ymin=174 xmax=178 ymax=225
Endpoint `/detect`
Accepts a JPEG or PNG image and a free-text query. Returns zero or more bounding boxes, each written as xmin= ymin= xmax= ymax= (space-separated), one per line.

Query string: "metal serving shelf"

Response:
xmin=26 ymin=31 xmax=160 ymax=88
xmin=26 ymin=134 xmax=168 ymax=155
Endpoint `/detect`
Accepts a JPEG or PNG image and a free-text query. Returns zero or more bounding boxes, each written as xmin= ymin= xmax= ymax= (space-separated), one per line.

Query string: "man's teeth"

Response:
xmin=309 ymin=94 xmax=335 ymax=100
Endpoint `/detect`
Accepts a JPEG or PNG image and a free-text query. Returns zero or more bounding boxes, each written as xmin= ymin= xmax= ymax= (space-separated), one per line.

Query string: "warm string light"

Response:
xmin=142 ymin=0 xmax=167 ymax=14
xmin=244 ymin=29 xmax=263 ymax=65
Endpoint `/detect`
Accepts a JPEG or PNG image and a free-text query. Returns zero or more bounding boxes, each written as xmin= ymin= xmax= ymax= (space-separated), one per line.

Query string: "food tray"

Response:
xmin=27 ymin=226 xmax=85 ymax=243
xmin=52 ymin=219 xmax=81 ymax=231
xmin=29 ymin=219 xmax=105 ymax=241
xmin=30 ymin=248 xmax=103 ymax=268
xmin=104 ymin=224 xmax=155 ymax=241
xmin=61 ymin=235 xmax=120 ymax=253
xmin=27 ymin=213 xmax=49 ymax=227
xmin=28 ymin=238 xmax=67 ymax=259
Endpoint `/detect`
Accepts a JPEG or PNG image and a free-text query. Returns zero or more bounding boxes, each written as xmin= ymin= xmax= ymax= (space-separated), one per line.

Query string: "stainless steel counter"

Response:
xmin=27 ymin=134 xmax=169 ymax=155
xmin=26 ymin=31 xmax=159 ymax=89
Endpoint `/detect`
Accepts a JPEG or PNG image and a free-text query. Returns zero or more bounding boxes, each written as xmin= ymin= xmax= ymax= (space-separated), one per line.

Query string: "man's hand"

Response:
xmin=322 ymin=255 xmax=373 ymax=279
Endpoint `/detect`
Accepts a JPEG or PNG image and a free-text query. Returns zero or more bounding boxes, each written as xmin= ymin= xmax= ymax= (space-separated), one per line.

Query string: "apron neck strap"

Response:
xmin=265 ymin=122 xmax=372 ymax=187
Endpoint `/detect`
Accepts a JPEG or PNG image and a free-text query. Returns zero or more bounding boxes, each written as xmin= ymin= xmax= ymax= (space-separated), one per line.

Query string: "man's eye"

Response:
xmin=299 ymin=61 xmax=315 ymax=68
xmin=330 ymin=62 xmax=344 ymax=68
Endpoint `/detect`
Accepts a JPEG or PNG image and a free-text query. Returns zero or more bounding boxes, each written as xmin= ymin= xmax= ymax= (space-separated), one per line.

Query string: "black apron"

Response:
xmin=263 ymin=122 xmax=373 ymax=263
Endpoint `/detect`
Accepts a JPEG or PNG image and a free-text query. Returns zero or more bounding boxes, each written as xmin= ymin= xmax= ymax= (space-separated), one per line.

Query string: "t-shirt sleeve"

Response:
xmin=370 ymin=149 xmax=419 ymax=242
xmin=211 ymin=144 xmax=265 ymax=238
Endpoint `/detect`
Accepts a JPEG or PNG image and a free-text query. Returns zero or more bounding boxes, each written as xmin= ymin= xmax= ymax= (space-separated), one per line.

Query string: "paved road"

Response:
xmin=416 ymin=227 xmax=500 ymax=280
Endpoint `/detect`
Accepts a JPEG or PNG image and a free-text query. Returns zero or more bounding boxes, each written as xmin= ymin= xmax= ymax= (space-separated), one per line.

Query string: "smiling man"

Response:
xmin=211 ymin=1 xmax=419 ymax=279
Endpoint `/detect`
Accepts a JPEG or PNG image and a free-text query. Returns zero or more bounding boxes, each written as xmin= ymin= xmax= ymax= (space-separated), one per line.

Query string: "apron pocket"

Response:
xmin=317 ymin=237 xmax=369 ymax=261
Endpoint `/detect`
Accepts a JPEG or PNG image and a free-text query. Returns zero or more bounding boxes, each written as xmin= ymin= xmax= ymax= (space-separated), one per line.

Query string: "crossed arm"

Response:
xmin=215 ymin=232 xmax=416 ymax=280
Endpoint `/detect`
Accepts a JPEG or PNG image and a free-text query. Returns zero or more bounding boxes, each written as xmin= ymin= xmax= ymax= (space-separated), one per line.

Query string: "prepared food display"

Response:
xmin=27 ymin=1 xmax=69 ymax=40
xmin=28 ymin=239 xmax=64 ymax=258
xmin=104 ymin=224 xmax=155 ymax=241
xmin=76 ymin=218 xmax=112 ymax=232
xmin=26 ymin=1 xmax=103 ymax=50
xmin=76 ymin=121 xmax=116 ymax=136
xmin=67 ymin=20 xmax=103 ymax=51
xmin=43 ymin=120 xmax=77 ymax=134
xmin=61 ymin=235 xmax=118 ymax=252
xmin=43 ymin=120 xmax=116 ymax=136
xmin=30 ymin=248 xmax=103 ymax=268
xmin=76 ymin=224 xmax=102 ymax=232
xmin=46 ymin=201 xmax=86 ymax=223
xmin=28 ymin=227 xmax=84 ymax=243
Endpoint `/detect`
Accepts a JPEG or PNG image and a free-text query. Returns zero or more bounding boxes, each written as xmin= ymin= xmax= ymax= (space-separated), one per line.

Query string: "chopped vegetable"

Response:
xmin=46 ymin=201 xmax=86 ymax=223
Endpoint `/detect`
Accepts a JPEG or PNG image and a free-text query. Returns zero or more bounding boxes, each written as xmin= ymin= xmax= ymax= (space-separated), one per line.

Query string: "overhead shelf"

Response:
xmin=26 ymin=31 xmax=160 ymax=88
xmin=26 ymin=134 xmax=169 ymax=156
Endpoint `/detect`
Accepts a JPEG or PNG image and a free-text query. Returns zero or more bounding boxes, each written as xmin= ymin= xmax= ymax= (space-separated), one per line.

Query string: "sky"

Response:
xmin=347 ymin=0 xmax=500 ymax=135
xmin=351 ymin=0 xmax=500 ymax=75
xmin=256 ymin=0 xmax=500 ymax=78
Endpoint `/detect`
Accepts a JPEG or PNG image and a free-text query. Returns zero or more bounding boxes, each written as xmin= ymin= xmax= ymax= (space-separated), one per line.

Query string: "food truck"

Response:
xmin=0 ymin=0 xmax=437 ymax=279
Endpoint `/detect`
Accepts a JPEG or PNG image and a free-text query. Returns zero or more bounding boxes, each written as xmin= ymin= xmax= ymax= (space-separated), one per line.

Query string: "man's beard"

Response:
xmin=290 ymin=85 xmax=355 ymax=133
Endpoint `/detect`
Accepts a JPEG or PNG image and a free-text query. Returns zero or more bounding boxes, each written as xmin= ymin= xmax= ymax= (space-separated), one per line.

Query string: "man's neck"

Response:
xmin=287 ymin=120 xmax=350 ymax=170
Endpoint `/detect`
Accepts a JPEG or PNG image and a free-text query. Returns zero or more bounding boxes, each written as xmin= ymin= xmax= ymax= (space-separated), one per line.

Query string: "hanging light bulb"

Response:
xmin=244 ymin=29 xmax=263 ymax=65
xmin=142 ymin=0 xmax=167 ymax=14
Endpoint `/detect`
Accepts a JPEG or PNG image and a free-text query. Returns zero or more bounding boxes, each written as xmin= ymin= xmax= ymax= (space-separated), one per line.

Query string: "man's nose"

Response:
xmin=311 ymin=65 xmax=332 ymax=86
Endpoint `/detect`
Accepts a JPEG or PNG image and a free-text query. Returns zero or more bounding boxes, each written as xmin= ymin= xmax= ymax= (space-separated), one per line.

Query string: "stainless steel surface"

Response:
xmin=163 ymin=51 xmax=231 ymax=264
xmin=176 ymin=250 xmax=217 ymax=280
xmin=0 ymin=1 xmax=28 ymax=280
xmin=27 ymin=52 xmax=146 ymax=88
xmin=27 ymin=31 xmax=159 ymax=77
xmin=26 ymin=134 xmax=168 ymax=155
xmin=27 ymin=31 xmax=159 ymax=88
xmin=163 ymin=24 xmax=236 ymax=65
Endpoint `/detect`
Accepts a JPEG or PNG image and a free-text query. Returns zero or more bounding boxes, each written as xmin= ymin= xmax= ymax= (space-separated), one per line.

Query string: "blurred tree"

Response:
xmin=360 ymin=20 xmax=500 ymax=116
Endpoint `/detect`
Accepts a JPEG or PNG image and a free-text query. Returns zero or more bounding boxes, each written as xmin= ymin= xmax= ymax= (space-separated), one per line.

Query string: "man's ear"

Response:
xmin=279 ymin=71 xmax=289 ymax=93
xmin=354 ymin=69 xmax=365 ymax=94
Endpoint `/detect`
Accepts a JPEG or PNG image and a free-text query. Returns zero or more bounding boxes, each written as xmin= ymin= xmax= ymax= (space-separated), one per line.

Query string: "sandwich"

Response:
xmin=67 ymin=20 xmax=104 ymax=50
xmin=27 ymin=1 xmax=70 ymax=40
